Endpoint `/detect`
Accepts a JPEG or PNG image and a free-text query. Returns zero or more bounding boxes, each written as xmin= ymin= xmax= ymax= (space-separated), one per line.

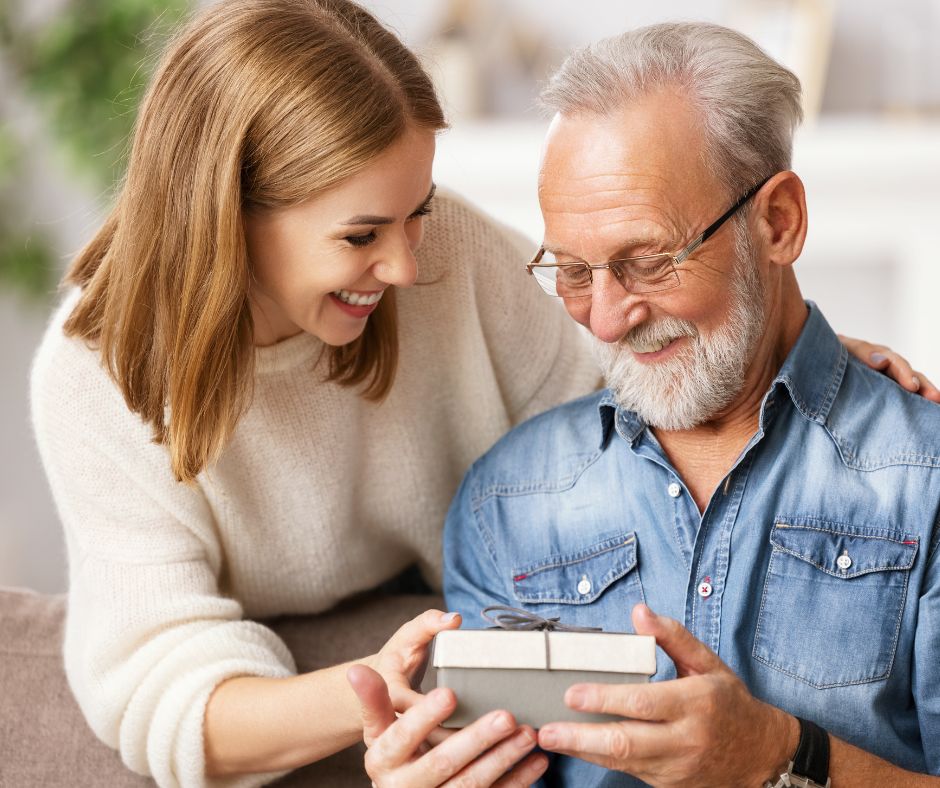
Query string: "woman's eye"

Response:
xmin=407 ymin=201 xmax=434 ymax=222
xmin=345 ymin=231 xmax=377 ymax=248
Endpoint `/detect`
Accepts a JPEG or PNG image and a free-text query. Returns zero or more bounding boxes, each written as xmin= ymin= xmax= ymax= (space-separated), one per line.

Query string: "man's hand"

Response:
xmin=348 ymin=664 xmax=548 ymax=788
xmin=537 ymin=604 xmax=799 ymax=788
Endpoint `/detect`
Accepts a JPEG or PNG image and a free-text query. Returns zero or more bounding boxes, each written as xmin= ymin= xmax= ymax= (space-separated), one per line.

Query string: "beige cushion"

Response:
xmin=0 ymin=588 xmax=443 ymax=787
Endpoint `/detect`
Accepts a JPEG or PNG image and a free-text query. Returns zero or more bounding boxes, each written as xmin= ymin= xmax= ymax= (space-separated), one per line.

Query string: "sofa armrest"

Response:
xmin=0 ymin=587 xmax=443 ymax=787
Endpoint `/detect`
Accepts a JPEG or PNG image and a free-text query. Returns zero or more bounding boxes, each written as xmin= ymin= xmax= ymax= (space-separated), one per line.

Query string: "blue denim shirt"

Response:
xmin=443 ymin=303 xmax=940 ymax=787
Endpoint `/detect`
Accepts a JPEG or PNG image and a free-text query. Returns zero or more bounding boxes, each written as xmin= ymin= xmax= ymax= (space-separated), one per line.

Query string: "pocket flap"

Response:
xmin=512 ymin=533 xmax=638 ymax=604
xmin=770 ymin=523 xmax=917 ymax=579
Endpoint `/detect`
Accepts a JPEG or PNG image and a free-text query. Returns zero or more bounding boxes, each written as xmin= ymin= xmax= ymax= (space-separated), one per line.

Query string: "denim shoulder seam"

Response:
xmin=470 ymin=449 xmax=603 ymax=503
xmin=824 ymin=422 xmax=940 ymax=470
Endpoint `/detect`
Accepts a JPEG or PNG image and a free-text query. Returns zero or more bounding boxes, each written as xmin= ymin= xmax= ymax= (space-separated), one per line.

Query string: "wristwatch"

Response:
xmin=763 ymin=717 xmax=831 ymax=788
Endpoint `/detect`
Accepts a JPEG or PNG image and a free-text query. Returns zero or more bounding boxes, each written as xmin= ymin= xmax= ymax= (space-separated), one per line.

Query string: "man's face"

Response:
xmin=537 ymin=88 xmax=766 ymax=429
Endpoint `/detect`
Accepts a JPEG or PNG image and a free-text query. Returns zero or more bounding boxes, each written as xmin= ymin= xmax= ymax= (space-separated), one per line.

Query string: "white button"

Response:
xmin=667 ymin=482 xmax=681 ymax=498
xmin=837 ymin=553 xmax=852 ymax=570
xmin=697 ymin=580 xmax=713 ymax=598
xmin=577 ymin=576 xmax=592 ymax=595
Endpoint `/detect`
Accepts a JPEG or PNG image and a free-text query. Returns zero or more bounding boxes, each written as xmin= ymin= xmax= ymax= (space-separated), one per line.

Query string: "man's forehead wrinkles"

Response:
xmin=540 ymin=173 xmax=671 ymax=195
xmin=542 ymin=212 xmax=678 ymax=257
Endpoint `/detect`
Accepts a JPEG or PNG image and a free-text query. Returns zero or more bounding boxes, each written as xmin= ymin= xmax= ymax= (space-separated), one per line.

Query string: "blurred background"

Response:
xmin=2 ymin=0 xmax=939 ymax=593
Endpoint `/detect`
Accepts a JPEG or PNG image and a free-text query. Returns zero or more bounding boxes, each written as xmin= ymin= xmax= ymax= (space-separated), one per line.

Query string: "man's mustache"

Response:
xmin=623 ymin=317 xmax=698 ymax=353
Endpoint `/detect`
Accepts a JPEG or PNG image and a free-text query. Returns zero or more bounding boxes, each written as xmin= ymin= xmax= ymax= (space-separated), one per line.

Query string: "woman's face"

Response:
xmin=244 ymin=125 xmax=436 ymax=347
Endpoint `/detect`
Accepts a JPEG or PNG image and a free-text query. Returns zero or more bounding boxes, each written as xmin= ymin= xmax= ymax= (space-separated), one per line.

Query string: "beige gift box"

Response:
xmin=432 ymin=628 xmax=656 ymax=729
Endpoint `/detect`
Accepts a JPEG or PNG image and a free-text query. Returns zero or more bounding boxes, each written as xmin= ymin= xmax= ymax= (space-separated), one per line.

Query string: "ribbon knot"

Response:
xmin=481 ymin=604 xmax=603 ymax=633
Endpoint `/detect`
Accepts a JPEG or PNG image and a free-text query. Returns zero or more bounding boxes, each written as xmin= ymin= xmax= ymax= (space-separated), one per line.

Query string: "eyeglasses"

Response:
xmin=526 ymin=177 xmax=770 ymax=298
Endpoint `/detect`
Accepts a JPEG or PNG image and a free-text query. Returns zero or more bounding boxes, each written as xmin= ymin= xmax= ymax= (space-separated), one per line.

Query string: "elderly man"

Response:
xmin=439 ymin=21 xmax=940 ymax=788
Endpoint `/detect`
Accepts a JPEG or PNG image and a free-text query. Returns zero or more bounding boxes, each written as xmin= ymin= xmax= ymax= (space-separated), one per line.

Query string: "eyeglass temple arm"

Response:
xmin=675 ymin=176 xmax=771 ymax=264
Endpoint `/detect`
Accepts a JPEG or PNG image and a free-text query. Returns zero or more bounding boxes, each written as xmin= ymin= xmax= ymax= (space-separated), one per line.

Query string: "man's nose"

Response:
xmin=372 ymin=233 xmax=419 ymax=289
xmin=588 ymin=269 xmax=650 ymax=343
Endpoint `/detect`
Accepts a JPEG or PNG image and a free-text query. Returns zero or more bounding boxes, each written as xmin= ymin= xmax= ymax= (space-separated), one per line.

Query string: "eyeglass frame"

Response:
xmin=526 ymin=175 xmax=772 ymax=297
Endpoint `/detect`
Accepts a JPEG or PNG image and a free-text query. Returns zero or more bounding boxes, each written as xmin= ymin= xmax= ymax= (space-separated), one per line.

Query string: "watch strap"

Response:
xmin=792 ymin=717 xmax=830 ymax=786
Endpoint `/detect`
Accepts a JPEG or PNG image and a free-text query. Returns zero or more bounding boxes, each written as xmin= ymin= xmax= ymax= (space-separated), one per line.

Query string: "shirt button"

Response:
xmin=667 ymin=482 xmax=681 ymax=498
xmin=697 ymin=580 xmax=713 ymax=598
xmin=837 ymin=553 xmax=852 ymax=571
xmin=577 ymin=576 xmax=592 ymax=595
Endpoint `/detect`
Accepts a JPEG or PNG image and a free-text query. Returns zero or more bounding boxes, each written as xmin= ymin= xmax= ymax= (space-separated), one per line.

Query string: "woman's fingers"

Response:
xmin=425 ymin=725 xmax=457 ymax=747
xmin=838 ymin=334 xmax=937 ymax=397
xmin=347 ymin=664 xmax=398 ymax=748
xmin=365 ymin=686 xmax=459 ymax=773
xmin=389 ymin=684 xmax=426 ymax=712
xmin=387 ymin=609 xmax=462 ymax=652
xmin=405 ymin=710 xmax=525 ymax=787
xmin=914 ymin=370 xmax=940 ymax=403
xmin=439 ymin=725 xmax=542 ymax=788
xmin=379 ymin=609 xmax=462 ymax=681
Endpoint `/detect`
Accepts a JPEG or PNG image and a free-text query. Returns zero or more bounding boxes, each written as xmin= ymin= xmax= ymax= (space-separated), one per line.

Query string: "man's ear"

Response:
xmin=753 ymin=170 xmax=807 ymax=268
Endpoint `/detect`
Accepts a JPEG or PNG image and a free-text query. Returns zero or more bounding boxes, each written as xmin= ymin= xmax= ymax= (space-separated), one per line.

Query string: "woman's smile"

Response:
xmin=328 ymin=288 xmax=384 ymax=318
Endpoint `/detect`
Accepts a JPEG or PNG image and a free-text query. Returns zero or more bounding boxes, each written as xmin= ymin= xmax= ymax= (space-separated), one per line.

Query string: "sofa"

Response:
xmin=0 ymin=587 xmax=443 ymax=787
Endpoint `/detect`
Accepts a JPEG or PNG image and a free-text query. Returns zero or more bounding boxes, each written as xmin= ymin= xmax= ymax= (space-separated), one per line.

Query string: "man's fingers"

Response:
xmin=367 ymin=686 xmax=458 ymax=768
xmin=631 ymin=603 xmax=723 ymax=677
xmin=563 ymin=677 xmax=686 ymax=721
xmin=491 ymin=751 xmax=551 ymax=788
xmin=538 ymin=719 xmax=665 ymax=768
xmin=347 ymin=664 xmax=398 ymax=747
xmin=440 ymin=725 xmax=539 ymax=788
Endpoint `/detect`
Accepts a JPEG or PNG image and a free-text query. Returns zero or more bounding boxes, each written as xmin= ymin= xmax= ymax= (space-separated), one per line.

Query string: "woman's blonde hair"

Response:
xmin=63 ymin=0 xmax=446 ymax=483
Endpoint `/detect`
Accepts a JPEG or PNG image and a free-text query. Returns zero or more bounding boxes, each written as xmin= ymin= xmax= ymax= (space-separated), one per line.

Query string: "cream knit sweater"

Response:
xmin=30 ymin=190 xmax=601 ymax=788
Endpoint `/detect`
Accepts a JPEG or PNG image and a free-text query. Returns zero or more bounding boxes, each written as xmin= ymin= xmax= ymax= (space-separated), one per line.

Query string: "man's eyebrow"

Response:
xmin=341 ymin=184 xmax=436 ymax=226
xmin=542 ymin=234 xmax=666 ymax=259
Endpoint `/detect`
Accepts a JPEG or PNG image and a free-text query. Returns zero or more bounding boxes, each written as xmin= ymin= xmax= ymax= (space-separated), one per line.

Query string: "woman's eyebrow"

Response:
xmin=341 ymin=184 xmax=436 ymax=226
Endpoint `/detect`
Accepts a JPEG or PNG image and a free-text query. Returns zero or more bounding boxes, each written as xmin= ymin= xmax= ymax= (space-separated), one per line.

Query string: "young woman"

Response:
xmin=30 ymin=1 xmax=937 ymax=786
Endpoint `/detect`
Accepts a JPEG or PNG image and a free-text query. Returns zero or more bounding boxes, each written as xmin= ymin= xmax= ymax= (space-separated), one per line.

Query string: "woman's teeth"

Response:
xmin=333 ymin=289 xmax=383 ymax=306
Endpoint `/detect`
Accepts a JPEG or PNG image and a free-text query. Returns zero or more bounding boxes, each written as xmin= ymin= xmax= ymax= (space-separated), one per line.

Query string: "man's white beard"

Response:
xmin=592 ymin=228 xmax=766 ymax=431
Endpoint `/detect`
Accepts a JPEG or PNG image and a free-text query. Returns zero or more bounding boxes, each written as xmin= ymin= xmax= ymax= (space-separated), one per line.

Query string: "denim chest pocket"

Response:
xmin=511 ymin=533 xmax=644 ymax=627
xmin=753 ymin=520 xmax=918 ymax=689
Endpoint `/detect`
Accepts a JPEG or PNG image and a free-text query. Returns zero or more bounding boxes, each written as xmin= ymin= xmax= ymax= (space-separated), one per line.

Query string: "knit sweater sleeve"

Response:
xmin=434 ymin=190 xmax=602 ymax=424
xmin=30 ymin=299 xmax=296 ymax=788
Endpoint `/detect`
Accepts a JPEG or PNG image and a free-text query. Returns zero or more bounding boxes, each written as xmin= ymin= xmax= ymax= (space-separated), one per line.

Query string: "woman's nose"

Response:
xmin=372 ymin=235 xmax=419 ymax=289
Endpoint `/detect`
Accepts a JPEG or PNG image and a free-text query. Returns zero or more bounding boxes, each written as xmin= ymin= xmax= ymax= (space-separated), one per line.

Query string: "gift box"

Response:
xmin=432 ymin=607 xmax=656 ymax=729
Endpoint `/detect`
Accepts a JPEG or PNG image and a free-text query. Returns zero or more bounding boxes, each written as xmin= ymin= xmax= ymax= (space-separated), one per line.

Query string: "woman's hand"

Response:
xmin=840 ymin=334 xmax=940 ymax=402
xmin=369 ymin=609 xmax=462 ymax=711
xmin=348 ymin=664 xmax=548 ymax=787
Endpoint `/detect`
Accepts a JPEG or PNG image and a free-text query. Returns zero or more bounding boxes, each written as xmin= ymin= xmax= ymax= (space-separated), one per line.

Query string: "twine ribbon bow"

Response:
xmin=481 ymin=604 xmax=603 ymax=633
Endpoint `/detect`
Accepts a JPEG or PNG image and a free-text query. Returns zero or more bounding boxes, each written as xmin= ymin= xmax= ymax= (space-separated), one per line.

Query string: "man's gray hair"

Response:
xmin=540 ymin=22 xmax=803 ymax=199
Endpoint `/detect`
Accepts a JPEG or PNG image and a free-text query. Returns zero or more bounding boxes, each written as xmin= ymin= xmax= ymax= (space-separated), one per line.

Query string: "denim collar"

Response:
xmin=595 ymin=301 xmax=848 ymax=448
xmin=768 ymin=300 xmax=848 ymax=425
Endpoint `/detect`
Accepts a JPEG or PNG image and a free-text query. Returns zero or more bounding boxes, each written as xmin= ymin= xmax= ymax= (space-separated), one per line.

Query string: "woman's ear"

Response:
xmin=753 ymin=170 xmax=807 ymax=268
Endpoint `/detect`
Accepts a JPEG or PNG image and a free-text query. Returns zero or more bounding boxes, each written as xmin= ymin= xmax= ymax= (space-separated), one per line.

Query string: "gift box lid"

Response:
xmin=432 ymin=629 xmax=656 ymax=674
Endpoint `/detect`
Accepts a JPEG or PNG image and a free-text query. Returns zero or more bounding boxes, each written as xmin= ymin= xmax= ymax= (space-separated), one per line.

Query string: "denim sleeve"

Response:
xmin=915 ymin=510 xmax=940 ymax=774
xmin=442 ymin=465 xmax=513 ymax=630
